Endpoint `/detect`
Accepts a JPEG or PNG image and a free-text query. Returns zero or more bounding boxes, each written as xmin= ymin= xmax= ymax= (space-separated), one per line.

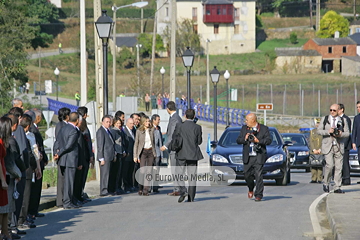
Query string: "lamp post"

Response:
xmin=136 ymin=44 xmax=142 ymax=97
xmin=112 ymin=2 xmax=148 ymax=111
xmin=224 ymin=70 xmax=230 ymax=126
xmin=182 ymin=47 xmax=195 ymax=110
xmin=160 ymin=66 xmax=165 ymax=95
xmin=210 ymin=66 xmax=220 ymax=141
xmin=95 ymin=10 xmax=114 ymax=115
xmin=54 ymin=67 xmax=60 ymax=101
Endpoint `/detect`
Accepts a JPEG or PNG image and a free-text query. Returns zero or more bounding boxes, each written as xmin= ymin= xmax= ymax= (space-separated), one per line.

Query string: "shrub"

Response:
xmin=290 ymin=32 xmax=298 ymax=44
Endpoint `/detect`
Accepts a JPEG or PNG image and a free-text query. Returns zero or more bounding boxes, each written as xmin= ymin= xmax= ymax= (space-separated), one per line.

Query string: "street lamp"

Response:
xmin=111 ymin=1 xmax=148 ymax=111
xmin=54 ymin=67 xmax=60 ymax=101
xmin=210 ymin=66 xmax=220 ymax=141
xmin=182 ymin=47 xmax=195 ymax=110
xmin=160 ymin=66 xmax=165 ymax=95
xmin=95 ymin=10 xmax=114 ymax=115
xmin=224 ymin=70 xmax=230 ymax=126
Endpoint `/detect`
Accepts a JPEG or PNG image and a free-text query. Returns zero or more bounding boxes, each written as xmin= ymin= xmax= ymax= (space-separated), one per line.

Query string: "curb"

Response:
xmin=38 ymin=198 xmax=56 ymax=212
xmin=325 ymin=193 xmax=342 ymax=240
xmin=309 ymin=193 xmax=328 ymax=239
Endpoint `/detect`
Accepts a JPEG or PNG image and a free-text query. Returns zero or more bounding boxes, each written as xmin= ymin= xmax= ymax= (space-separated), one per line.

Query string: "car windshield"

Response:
xmin=282 ymin=135 xmax=307 ymax=146
xmin=219 ymin=129 xmax=280 ymax=147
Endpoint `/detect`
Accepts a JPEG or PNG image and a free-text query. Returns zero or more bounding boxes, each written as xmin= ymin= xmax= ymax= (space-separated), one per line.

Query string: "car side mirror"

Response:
xmin=284 ymin=141 xmax=293 ymax=147
xmin=211 ymin=140 xmax=217 ymax=148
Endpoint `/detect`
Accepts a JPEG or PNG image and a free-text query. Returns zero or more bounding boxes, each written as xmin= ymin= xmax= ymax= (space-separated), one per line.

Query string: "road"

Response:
xmin=22 ymin=169 xmax=321 ymax=240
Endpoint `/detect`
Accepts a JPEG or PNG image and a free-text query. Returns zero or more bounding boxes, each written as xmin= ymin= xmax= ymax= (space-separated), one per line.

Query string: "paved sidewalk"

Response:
xmin=325 ymin=181 xmax=360 ymax=240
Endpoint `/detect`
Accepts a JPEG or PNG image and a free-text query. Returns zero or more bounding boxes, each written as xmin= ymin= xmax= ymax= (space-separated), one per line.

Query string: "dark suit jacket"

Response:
xmin=13 ymin=125 xmax=29 ymax=171
xmin=123 ymin=126 xmax=135 ymax=161
xmin=110 ymin=127 xmax=126 ymax=155
xmin=175 ymin=120 xmax=203 ymax=161
xmin=77 ymin=133 xmax=88 ymax=167
xmin=6 ymin=137 xmax=24 ymax=177
xmin=30 ymin=123 xmax=48 ymax=169
xmin=236 ymin=124 xmax=272 ymax=164
xmin=96 ymin=126 xmax=115 ymax=162
xmin=55 ymin=123 xmax=79 ymax=167
xmin=55 ymin=121 xmax=67 ymax=139
xmin=342 ymin=114 xmax=352 ymax=150
xmin=83 ymin=127 xmax=94 ymax=159
xmin=352 ymin=114 xmax=360 ymax=147
xmin=165 ymin=112 xmax=182 ymax=149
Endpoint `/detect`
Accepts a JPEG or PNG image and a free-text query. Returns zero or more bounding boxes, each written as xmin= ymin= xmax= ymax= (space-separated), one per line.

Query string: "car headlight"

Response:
xmin=212 ymin=154 xmax=229 ymax=163
xmin=298 ymin=151 xmax=309 ymax=156
xmin=349 ymin=154 xmax=358 ymax=160
xmin=266 ymin=154 xmax=284 ymax=163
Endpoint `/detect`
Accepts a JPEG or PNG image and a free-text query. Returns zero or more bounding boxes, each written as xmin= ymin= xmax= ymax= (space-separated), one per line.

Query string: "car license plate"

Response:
xmin=290 ymin=157 xmax=295 ymax=163
xmin=350 ymin=160 xmax=359 ymax=166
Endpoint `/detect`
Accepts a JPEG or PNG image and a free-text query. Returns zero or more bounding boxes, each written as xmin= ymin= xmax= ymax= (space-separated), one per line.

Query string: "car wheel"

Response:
xmin=275 ymin=171 xmax=288 ymax=186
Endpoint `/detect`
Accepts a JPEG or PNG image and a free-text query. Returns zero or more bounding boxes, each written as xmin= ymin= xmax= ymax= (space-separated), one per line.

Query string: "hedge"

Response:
xmin=58 ymin=8 xmax=155 ymax=19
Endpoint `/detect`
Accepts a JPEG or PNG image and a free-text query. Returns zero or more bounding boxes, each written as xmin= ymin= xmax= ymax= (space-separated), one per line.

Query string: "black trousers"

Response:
xmin=99 ymin=160 xmax=111 ymax=195
xmin=15 ymin=176 xmax=26 ymax=224
xmin=28 ymin=168 xmax=43 ymax=215
xmin=18 ymin=168 xmax=33 ymax=225
xmin=63 ymin=167 xmax=76 ymax=207
xmin=244 ymin=156 xmax=264 ymax=199
xmin=108 ymin=156 xmax=120 ymax=193
xmin=342 ymin=149 xmax=351 ymax=184
xmin=178 ymin=159 xmax=198 ymax=202
xmin=145 ymin=102 xmax=150 ymax=111
xmin=138 ymin=149 xmax=154 ymax=193
xmin=73 ymin=168 xmax=83 ymax=202
xmin=122 ymin=160 xmax=134 ymax=191
xmin=81 ymin=162 xmax=90 ymax=197
xmin=56 ymin=165 xmax=65 ymax=207
xmin=116 ymin=156 xmax=124 ymax=192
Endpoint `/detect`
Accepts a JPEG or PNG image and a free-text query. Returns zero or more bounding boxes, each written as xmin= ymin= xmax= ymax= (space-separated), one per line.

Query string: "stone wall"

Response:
xmin=257 ymin=28 xmax=316 ymax=41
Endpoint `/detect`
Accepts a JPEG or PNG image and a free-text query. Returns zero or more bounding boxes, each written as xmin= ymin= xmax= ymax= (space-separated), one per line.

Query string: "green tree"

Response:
xmin=137 ymin=33 xmax=165 ymax=57
xmin=290 ymin=32 xmax=298 ymax=44
xmin=117 ymin=47 xmax=136 ymax=69
xmin=317 ymin=11 xmax=349 ymax=38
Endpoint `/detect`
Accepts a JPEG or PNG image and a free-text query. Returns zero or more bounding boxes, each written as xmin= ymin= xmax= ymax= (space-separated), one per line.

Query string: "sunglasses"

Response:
xmin=329 ymin=109 xmax=337 ymax=112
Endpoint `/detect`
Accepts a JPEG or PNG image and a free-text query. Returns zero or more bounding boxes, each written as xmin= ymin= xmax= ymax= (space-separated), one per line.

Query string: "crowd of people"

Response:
xmin=0 ymin=98 xmax=47 ymax=240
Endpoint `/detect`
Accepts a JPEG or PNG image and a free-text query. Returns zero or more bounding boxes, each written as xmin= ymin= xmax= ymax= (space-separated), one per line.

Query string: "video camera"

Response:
xmin=248 ymin=127 xmax=262 ymax=152
xmin=331 ymin=120 xmax=343 ymax=137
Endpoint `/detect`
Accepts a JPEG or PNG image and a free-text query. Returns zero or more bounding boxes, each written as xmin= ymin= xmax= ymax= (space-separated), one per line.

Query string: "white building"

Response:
xmin=156 ymin=0 xmax=256 ymax=55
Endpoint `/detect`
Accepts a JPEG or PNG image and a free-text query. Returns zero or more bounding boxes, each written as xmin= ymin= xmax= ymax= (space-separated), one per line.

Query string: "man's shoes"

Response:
xmin=178 ymin=192 xmax=188 ymax=203
xmin=323 ymin=184 xmax=329 ymax=193
xmin=138 ymin=191 xmax=143 ymax=196
xmin=35 ymin=213 xmax=45 ymax=218
xmin=116 ymin=189 xmax=125 ymax=195
xmin=142 ymin=192 xmax=150 ymax=196
xmin=18 ymin=221 xmax=36 ymax=230
xmin=100 ymin=193 xmax=110 ymax=197
xmin=334 ymin=189 xmax=345 ymax=194
xmin=63 ymin=204 xmax=80 ymax=210
xmin=255 ymin=197 xmax=262 ymax=202
xmin=310 ymin=180 xmax=317 ymax=183
xmin=342 ymin=180 xmax=351 ymax=185
xmin=167 ymin=191 xmax=180 ymax=196
xmin=11 ymin=233 xmax=21 ymax=239
xmin=12 ymin=228 xmax=26 ymax=235
xmin=317 ymin=181 xmax=322 ymax=184
xmin=247 ymin=191 xmax=254 ymax=199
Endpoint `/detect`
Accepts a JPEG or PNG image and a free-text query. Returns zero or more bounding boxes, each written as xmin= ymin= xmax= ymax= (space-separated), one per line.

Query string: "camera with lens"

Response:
xmin=193 ymin=117 xmax=198 ymax=124
xmin=247 ymin=127 xmax=258 ymax=142
xmin=331 ymin=121 xmax=343 ymax=137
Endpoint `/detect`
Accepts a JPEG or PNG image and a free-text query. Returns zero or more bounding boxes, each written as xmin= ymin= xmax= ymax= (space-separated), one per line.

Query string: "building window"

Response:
xmin=234 ymin=24 xmax=239 ymax=34
xmin=192 ymin=7 xmax=197 ymax=21
xmin=193 ymin=25 xmax=198 ymax=34
xmin=166 ymin=7 xmax=169 ymax=17
xmin=214 ymin=24 xmax=219 ymax=34
xmin=223 ymin=7 xmax=227 ymax=15
xmin=328 ymin=47 xmax=332 ymax=53
xmin=217 ymin=7 xmax=221 ymax=15
xmin=206 ymin=9 xmax=210 ymax=15
xmin=343 ymin=46 xmax=347 ymax=53
xmin=234 ymin=8 xmax=239 ymax=20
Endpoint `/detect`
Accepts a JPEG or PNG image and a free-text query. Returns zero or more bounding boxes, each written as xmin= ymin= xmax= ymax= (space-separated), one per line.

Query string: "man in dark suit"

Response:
xmin=352 ymin=101 xmax=360 ymax=184
xmin=152 ymin=114 xmax=163 ymax=193
xmin=54 ymin=112 xmax=80 ymax=209
xmin=237 ymin=113 xmax=272 ymax=202
xmin=338 ymin=103 xmax=352 ymax=185
xmin=160 ymin=101 xmax=182 ymax=196
xmin=175 ymin=109 xmax=203 ymax=203
xmin=96 ymin=115 xmax=115 ymax=196
xmin=122 ymin=118 xmax=136 ymax=193
xmin=27 ymin=109 xmax=47 ymax=219
xmin=54 ymin=107 xmax=70 ymax=208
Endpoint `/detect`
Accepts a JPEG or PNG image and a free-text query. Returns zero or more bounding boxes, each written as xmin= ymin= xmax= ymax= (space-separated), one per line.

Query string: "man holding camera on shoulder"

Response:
xmin=237 ymin=113 xmax=271 ymax=202
xmin=317 ymin=104 xmax=349 ymax=194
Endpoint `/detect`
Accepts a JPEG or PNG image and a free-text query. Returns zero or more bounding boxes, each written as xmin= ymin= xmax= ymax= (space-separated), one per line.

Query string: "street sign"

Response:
xmin=43 ymin=138 xmax=54 ymax=148
xmin=43 ymin=111 xmax=54 ymax=129
xmin=45 ymin=127 xmax=55 ymax=138
xmin=44 ymin=80 xmax=53 ymax=93
xmin=256 ymin=103 xmax=273 ymax=111
xmin=231 ymin=88 xmax=237 ymax=101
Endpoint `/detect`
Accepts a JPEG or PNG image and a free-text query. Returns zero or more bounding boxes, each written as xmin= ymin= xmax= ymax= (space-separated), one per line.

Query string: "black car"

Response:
xmin=210 ymin=127 xmax=292 ymax=186
xmin=349 ymin=149 xmax=360 ymax=173
xmin=281 ymin=133 xmax=310 ymax=172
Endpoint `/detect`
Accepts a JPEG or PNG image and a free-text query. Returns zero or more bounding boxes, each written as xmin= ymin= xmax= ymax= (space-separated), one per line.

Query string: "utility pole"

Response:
xmin=354 ymin=0 xmax=357 ymax=19
xmin=150 ymin=12 xmax=157 ymax=95
xmin=309 ymin=0 xmax=313 ymax=27
xmin=136 ymin=44 xmax=142 ymax=97
xmin=316 ymin=0 xmax=320 ymax=31
xmin=38 ymin=47 xmax=42 ymax=109
xmin=112 ymin=8 xmax=117 ymax=111
xmin=94 ymin=0 xmax=104 ymax=126
xmin=206 ymin=39 xmax=211 ymax=105
xmin=141 ymin=8 xmax=144 ymax=33
xmin=170 ymin=0 xmax=176 ymax=101
xmin=80 ymin=0 xmax=87 ymax=106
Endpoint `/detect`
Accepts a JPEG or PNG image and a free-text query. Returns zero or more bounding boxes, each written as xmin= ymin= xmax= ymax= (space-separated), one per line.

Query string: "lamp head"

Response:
xmin=224 ymin=70 xmax=230 ymax=80
xmin=160 ymin=66 xmax=165 ymax=74
xmin=210 ymin=66 xmax=220 ymax=84
xmin=54 ymin=67 xmax=60 ymax=75
xmin=182 ymin=47 xmax=195 ymax=68
xmin=95 ymin=10 xmax=114 ymax=39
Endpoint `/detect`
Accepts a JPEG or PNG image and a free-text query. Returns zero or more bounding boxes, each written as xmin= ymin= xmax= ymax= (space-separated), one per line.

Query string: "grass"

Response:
xmin=257 ymin=38 xmax=309 ymax=52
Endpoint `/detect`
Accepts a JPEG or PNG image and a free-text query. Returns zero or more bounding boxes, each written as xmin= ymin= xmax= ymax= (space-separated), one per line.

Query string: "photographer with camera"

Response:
xmin=317 ymin=104 xmax=349 ymax=194
xmin=237 ymin=113 xmax=271 ymax=202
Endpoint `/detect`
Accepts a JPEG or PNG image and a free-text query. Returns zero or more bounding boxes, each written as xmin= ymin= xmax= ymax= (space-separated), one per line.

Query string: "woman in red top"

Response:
xmin=0 ymin=117 xmax=10 ymax=240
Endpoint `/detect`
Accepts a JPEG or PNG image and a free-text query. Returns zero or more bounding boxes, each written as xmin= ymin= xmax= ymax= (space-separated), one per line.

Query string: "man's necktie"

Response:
xmin=332 ymin=118 xmax=336 ymax=128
